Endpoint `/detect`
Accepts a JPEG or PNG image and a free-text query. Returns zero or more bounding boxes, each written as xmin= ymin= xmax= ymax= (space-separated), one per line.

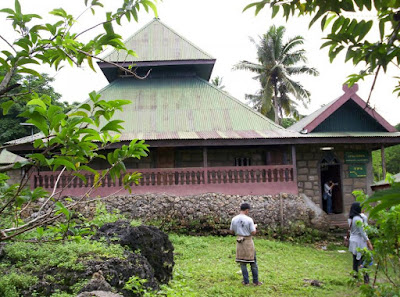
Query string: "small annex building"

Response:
xmin=7 ymin=18 xmax=400 ymax=222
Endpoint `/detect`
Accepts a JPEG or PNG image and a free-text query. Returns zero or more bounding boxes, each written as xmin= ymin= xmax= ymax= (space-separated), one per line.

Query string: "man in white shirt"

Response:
xmin=230 ymin=203 xmax=262 ymax=286
xmin=324 ymin=181 xmax=335 ymax=214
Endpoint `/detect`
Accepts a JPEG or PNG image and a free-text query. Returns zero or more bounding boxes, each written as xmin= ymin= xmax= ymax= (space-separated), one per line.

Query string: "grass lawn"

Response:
xmin=168 ymin=235 xmax=360 ymax=297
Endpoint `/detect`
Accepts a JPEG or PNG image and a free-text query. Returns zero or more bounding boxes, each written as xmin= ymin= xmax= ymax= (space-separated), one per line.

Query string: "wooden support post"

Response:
xmin=381 ymin=145 xmax=386 ymax=180
xmin=279 ymin=193 xmax=284 ymax=227
xmin=203 ymin=147 xmax=208 ymax=168
xmin=291 ymin=145 xmax=298 ymax=185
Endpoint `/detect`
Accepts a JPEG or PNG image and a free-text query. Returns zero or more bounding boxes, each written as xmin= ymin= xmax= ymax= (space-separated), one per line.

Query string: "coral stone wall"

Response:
xmin=97 ymin=192 xmax=328 ymax=231
xmin=7 ymin=169 xmax=22 ymax=185
xmin=296 ymin=144 xmax=373 ymax=216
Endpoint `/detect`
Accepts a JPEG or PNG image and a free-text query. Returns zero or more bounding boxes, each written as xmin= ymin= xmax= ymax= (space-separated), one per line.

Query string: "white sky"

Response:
xmin=1 ymin=0 xmax=399 ymax=125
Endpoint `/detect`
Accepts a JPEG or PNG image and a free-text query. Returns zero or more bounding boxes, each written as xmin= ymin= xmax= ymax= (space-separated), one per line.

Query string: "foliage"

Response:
xmin=372 ymin=123 xmax=400 ymax=180
xmin=372 ymin=144 xmax=400 ymax=180
xmin=89 ymin=201 xmax=126 ymax=228
xmin=0 ymin=0 xmax=157 ymax=241
xmin=280 ymin=117 xmax=297 ymax=128
xmin=364 ymin=175 xmax=400 ymax=218
xmin=0 ymin=72 xmax=80 ymax=145
xmin=211 ymin=76 xmax=226 ymax=91
xmin=244 ymin=0 xmax=400 ymax=96
xmin=124 ymin=276 xmax=152 ymax=295
xmin=233 ymin=25 xmax=318 ymax=124
xmin=0 ymin=272 xmax=38 ymax=297
xmin=354 ymin=189 xmax=400 ymax=296
xmin=0 ymin=239 xmax=126 ymax=296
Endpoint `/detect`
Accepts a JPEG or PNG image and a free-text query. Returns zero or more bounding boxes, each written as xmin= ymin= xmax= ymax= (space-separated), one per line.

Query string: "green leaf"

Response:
xmin=131 ymin=7 xmax=138 ymax=22
xmin=53 ymin=158 xmax=77 ymax=171
xmin=79 ymin=103 xmax=92 ymax=112
xmin=100 ymin=120 xmax=124 ymax=133
xmin=379 ymin=19 xmax=385 ymax=41
xmin=27 ymin=98 xmax=47 ymax=110
xmin=16 ymin=67 xmax=41 ymax=77
xmin=357 ymin=20 xmax=373 ymax=41
xmin=87 ymin=55 xmax=96 ymax=72
xmin=242 ymin=2 xmax=259 ymax=13
xmin=78 ymin=165 xmax=98 ymax=175
xmin=55 ymin=201 xmax=71 ymax=218
xmin=1 ymin=100 xmax=14 ymax=115
xmin=0 ymin=8 xmax=15 ymax=14
xmin=28 ymin=153 xmax=47 ymax=165
xmin=14 ymin=0 xmax=21 ymax=14
xmin=141 ymin=0 xmax=158 ymax=17
xmin=73 ymin=172 xmax=87 ymax=184
xmin=271 ymin=5 xmax=279 ymax=18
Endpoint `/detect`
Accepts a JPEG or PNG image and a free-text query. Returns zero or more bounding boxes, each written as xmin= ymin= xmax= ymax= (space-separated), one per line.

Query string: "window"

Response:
xmin=235 ymin=157 xmax=251 ymax=166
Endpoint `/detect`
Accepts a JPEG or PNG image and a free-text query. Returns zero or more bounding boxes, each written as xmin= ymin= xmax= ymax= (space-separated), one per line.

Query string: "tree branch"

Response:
xmin=0 ymin=164 xmax=15 ymax=173
xmin=76 ymin=49 xmax=151 ymax=80
xmin=0 ymin=83 xmax=21 ymax=97
xmin=0 ymin=35 xmax=17 ymax=54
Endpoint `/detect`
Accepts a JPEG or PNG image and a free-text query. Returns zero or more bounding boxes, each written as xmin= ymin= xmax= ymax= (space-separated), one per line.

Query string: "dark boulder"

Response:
xmin=25 ymin=253 xmax=157 ymax=297
xmin=93 ymin=221 xmax=174 ymax=284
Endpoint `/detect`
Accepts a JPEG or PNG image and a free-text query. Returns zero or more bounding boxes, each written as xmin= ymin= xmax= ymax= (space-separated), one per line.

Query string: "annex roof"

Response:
xmin=289 ymin=84 xmax=397 ymax=134
xmin=0 ymin=149 xmax=27 ymax=165
xmin=372 ymin=173 xmax=400 ymax=187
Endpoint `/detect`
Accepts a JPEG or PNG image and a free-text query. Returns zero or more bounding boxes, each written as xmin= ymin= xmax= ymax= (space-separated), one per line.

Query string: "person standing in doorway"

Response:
xmin=230 ymin=203 xmax=262 ymax=286
xmin=323 ymin=180 xmax=336 ymax=214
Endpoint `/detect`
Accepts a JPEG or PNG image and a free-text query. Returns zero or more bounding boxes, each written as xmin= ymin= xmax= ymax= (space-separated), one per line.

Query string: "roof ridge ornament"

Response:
xmin=342 ymin=83 xmax=359 ymax=94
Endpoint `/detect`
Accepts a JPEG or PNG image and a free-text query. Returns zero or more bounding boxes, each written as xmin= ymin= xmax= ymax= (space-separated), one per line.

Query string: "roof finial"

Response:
xmin=342 ymin=83 xmax=359 ymax=94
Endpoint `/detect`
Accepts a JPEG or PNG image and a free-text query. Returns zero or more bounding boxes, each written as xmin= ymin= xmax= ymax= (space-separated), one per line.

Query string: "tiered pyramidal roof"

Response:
xmin=93 ymin=18 xmax=292 ymax=141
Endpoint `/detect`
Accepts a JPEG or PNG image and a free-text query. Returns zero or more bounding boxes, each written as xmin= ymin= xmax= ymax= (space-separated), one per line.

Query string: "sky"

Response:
xmin=1 ymin=0 xmax=400 ymax=125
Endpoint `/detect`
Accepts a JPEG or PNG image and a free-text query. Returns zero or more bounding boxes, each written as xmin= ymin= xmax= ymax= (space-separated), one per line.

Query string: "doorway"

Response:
xmin=320 ymin=154 xmax=343 ymax=214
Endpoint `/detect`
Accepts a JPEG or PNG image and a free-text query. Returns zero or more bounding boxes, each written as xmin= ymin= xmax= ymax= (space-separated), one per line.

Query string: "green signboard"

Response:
xmin=349 ymin=165 xmax=367 ymax=178
xmin=344 ymin=151 xmax=369 ymax=164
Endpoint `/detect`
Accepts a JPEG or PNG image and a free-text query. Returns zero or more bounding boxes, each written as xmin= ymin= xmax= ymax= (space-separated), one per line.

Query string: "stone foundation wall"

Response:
xmin=92 ymin=192 xmax=328 ymax=231
xmin=7 ymin=169 xmax=23 ymax=185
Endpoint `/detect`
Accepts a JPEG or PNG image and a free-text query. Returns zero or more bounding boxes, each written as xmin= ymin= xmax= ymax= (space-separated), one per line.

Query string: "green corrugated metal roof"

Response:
xmin=90 ymin=75 xmax=288 ymax=139
xmin=300 ymin=132 xmax=400 ymax=137
xmin=102 ymin=18 xmax=214 ymax=63
xmin=0 ymin=149 xmax=27 ymax=164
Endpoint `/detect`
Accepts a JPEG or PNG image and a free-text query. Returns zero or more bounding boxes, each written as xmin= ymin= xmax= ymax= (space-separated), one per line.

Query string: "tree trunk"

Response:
xmin=0 ymin=64 xmax=18 ymax=94
xmin=273 ymin=83 xmax=280 ymax=124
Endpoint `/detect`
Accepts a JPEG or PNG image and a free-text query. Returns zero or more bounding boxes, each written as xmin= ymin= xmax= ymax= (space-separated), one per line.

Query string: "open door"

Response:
xmin=320 ymin=154 xmax=343 ymax=214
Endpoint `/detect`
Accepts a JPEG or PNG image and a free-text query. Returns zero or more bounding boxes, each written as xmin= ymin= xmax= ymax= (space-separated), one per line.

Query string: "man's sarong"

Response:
xmin=235 ymin=236 xmax=255 ymax=263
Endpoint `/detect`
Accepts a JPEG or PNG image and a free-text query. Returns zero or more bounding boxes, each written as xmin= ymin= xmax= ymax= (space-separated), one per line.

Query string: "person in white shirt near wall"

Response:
xmin=230 ymin=203 xmax=262 ymax=286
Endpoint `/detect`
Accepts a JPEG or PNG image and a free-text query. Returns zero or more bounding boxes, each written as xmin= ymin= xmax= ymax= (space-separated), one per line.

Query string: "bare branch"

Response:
xmin=366 ymin=65 xmax=381 ymax=106
xmin=0 ymin=35 xmax=17 ymax=54
xmin=76 ymin=49 xmax=151 ymax=80
xmin=0 ymin=83 xmax=22 ymax=97
xmin=37 ymin=167 xmax=67 ymax=215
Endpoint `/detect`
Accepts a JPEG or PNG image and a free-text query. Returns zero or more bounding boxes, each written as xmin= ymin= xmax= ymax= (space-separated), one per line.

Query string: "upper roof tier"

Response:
xmin=98 ymin=18 xmax=216 ymax=82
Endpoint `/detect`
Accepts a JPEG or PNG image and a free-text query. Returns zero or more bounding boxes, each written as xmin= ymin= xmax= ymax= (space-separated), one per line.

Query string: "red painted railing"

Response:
xmin=32 ymin=165 xmax=297 ymax=196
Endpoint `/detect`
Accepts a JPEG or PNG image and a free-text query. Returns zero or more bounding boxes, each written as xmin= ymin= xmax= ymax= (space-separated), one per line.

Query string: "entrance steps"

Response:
xmin=327 ymin=213 xmax=349 ymax=230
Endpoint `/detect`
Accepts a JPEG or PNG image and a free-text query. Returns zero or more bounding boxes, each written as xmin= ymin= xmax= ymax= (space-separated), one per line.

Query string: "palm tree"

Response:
xmin=233 ymin=25 xmax=318 ymax=124
xmin=211 ymin=76 xmax=226 ymax=91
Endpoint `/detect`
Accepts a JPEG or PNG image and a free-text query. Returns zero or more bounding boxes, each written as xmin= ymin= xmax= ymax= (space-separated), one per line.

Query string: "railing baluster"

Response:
xmin=32 ymin=165 xmax=296 ymax=192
